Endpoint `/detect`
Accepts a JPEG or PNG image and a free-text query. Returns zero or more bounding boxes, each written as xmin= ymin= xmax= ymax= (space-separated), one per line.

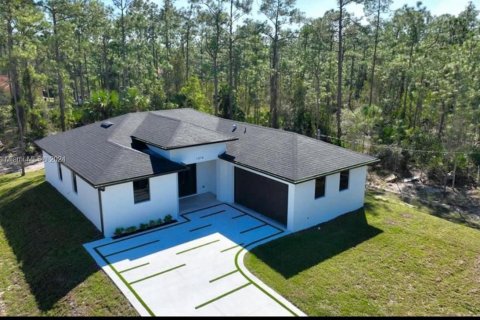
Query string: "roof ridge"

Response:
xmin=149 ymin=111 xmax=236 ymax=140
xmin=171 ymin=108 xmax=299 ymax=137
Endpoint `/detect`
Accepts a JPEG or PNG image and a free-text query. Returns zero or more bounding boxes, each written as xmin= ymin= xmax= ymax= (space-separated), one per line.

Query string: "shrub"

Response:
xmin=149 ymin=220 xmax=157 ymax=227
xmin=114 ymin=227 xmax=125 ymax=236
xmin=164 ymin=214 xmax=172 ymax=223
xmin=139 ymin=223 xmax=148 ymax=230
xmin=156 ymin=218 xmax=163 ymax=225
xmin=125 ymin=226 xmax=137 ymax=234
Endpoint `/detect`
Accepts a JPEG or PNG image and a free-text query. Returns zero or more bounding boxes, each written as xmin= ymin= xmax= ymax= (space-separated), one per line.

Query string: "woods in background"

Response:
xmin=1 ymin=0 xmax=479 ymax=187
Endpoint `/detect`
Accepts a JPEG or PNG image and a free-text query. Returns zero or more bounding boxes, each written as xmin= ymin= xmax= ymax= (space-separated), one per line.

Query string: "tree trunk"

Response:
xmin=213 ymin=14 xmax=221 ymax=115
xmin=84 ymin=52 xmax=90 ymax=97
xmin=368 ymin=1 xmax=381 ymax=107
xmin=102 ymin=36 xmax=108 ymax=89
xmin=6 ymin=12 xmax=25 ymax=175
xmin=336 ymin=0 xmax=344 ymax=142
xmin=52 ymin=9 xmax=66 ymax=131
xmin=77 ymin=33 xmax=85 ymax=101
xmin=348 ymin=45 xmax=355 ymax=111
xmin=270 ymin=35 xmax=279 ymax=128
xmin=438 ymin=102 xmax=446 ymax=140
xmin=24 ymin=64 xmax=35 ymax=133
xmin=227 ymin=0 xmax=234 ymax=119
xmin=185 ymin=23 xmax=190 ymax=80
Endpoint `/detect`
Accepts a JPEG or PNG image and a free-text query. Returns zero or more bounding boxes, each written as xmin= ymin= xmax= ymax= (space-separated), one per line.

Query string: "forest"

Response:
xmin=1 ymin=0 xmax=480 ymax=189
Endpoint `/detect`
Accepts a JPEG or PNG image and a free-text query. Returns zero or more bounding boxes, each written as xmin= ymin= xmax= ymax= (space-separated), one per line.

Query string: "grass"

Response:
xmin=245 ymin=191 xmax=480 ymax=316
xmin=0 ymin=170 xmax=137 ymax=316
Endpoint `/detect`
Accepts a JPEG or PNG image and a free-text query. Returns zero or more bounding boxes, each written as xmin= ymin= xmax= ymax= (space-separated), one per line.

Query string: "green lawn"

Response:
xmin=0 ymin=170 xmax=137 ymax=316
xmin=1 ymin=170 xmax=479 ymax=316
xmin=245 ymin=192 xmax=480 ymax=316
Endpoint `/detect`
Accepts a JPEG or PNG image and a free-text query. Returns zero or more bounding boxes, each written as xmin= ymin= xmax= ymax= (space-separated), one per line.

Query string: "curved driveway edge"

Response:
xmin=235 ymin=233 xmax=307 ymax=317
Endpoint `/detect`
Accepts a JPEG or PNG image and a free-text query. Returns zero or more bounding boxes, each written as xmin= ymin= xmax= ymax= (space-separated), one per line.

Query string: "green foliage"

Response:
xmin=163 ymin=214 xmax=172 ymax=223
xmin=82 ymin=90 xmax=120 ymax=124
xmin=179 ymin=76 xmax=211 ymax=113
xmin=125 ymin=226 xmax=137 ymax=234
xmin=27 ymin=104 xmax=48 ymax=140
xmin=123 ymin=87 xmax=150 ymax=113
xmin=1 ymin=0 xmax=479 ymax=186
xmin=114 ymin=227 xmax=125 ymax=236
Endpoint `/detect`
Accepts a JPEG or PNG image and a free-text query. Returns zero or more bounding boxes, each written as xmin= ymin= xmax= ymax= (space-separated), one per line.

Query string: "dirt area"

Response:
xmin=368 ymin=171 xmax=480 ymax=230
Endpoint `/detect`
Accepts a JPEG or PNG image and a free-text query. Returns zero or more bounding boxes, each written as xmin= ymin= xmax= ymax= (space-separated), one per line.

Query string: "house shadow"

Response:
xmin=248 ymin=209 xmax=383 ymax=279
xmin=0 ymin=177 xmax=103 ymax=312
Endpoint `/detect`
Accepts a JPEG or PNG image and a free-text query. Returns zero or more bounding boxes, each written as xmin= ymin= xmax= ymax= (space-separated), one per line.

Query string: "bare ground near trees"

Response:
xmin=0 ymin=148 xmax=43 ymax=175
xmin=368 ymin=171 xmax=480 ymax=230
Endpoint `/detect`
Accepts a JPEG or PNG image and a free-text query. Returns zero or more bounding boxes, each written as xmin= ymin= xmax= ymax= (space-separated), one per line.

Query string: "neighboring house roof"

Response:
xmin=35 ymin=108 xmax=378 ymax=187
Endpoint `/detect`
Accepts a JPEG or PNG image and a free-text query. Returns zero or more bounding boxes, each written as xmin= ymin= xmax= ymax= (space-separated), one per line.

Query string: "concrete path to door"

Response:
xmin=84 ymin=201 xmax=306 ymax=316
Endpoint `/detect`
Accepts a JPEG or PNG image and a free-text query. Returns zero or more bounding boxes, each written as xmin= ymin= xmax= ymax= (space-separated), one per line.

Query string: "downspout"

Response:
xmin=97 ymin=187 xmax=105 ymax=236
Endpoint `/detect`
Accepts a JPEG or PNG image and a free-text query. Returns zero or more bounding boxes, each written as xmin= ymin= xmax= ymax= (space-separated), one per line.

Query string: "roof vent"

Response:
xmin=232 ymin=124 xmax=237 ymax=132
xmin=101 ymin=121 xmax=114 ymax=128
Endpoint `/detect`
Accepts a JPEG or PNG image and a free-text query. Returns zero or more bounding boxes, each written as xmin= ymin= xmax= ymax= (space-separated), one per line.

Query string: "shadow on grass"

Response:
xmin=0 ymin=176 xmax=103 ymax=311
xmin=249 ymin=209 xmax=382 ymax=279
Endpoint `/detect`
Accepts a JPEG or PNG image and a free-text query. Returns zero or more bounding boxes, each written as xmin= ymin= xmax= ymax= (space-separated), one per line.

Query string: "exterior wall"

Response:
xmin=216 ymin=159 xmax=234 ymax=203
xmin=101 ymin=173 xmax=179 ymax=237
xmin=43 ymin=151 xmax=102 ymax=231
xmin=197 ymin=160 xmax=216 ymax=195
xmin=147 ymin=143 xmax=226 ymax=164
xmin=290 ymin=166 xmax=368 ymax=231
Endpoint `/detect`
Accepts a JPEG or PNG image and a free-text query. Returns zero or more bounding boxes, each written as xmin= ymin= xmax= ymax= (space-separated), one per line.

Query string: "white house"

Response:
xmin=36 ymin=108 xmax=378 ymax=237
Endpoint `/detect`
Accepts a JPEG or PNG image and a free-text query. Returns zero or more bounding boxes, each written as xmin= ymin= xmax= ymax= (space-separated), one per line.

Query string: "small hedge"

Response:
xmin=113 ymin=214 xmax=176 ymax=238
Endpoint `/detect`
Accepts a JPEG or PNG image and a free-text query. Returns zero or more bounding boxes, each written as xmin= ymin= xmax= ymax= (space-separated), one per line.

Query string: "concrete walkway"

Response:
xmin=84 ymin=202 xmax=305 ymax=316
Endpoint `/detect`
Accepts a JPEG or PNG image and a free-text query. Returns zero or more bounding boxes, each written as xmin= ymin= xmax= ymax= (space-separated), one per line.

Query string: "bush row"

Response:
xmin=113 ymin=214 xmax=173 ymax=237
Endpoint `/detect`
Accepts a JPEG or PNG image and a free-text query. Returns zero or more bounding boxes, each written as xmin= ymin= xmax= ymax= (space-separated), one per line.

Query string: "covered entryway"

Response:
xmin=234 ymin=167 xmax=288 ymax=226
xmin=179 ymin=164 xmax=197 ymax=197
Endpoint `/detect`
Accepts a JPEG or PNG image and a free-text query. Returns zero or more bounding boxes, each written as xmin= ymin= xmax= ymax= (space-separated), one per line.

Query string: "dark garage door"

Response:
xmin=234 ymin=167 xmax=288 ymax=226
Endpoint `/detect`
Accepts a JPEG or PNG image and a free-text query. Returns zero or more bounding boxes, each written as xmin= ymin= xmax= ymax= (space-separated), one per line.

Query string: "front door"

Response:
xmin=178 ymin=164 xmax=197 ymax=197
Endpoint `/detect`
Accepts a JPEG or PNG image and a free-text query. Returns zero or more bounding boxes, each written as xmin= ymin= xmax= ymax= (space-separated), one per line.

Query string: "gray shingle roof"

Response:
xmin=152 ymin=109 xmax=379 ymax=183
xmin=35 ymin=108 xmax=378 ymax=187
xmin=131 ymin=113 xmax=237 ymax=149
xmin=35 ymin=113 xmax=187 ymax=187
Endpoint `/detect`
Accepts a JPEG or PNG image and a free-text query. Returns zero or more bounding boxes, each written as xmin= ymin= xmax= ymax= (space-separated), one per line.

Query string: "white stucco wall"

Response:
xmin=216 ymin=159 xmax=234 ymax=203
xmin=147 ymin=143 xmax=226 ymax=164
xmin=290 ymin=166 xmax=368 ymax=231
xmin=43 ymin=151 xmax=102 ymax=231
xmin=197 ymin=160 xmax=216 ymax=194
xmin=100 ymin=173 xmax=179 ymax=237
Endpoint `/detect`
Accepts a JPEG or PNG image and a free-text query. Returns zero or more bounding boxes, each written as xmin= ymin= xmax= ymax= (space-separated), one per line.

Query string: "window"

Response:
xmin=58 ymin=163 xmax=63 ymax=181
xmin=133 ymin=179 xmax=150 ymax=203
xmin=339 ymin=170 xmax=349 ymax=191
xmin=315 ymin=176 xmax=326 ymax=198
xmin=72 ymin=172 xmax=78 ymax=193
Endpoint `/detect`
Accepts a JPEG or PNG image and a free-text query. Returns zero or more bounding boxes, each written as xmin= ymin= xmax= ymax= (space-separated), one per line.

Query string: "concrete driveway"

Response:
xmin=84 ymin=202 xmax=305 ymax=316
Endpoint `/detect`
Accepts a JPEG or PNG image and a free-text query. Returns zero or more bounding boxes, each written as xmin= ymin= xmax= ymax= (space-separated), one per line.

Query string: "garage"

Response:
xmin=234 ymin=167 xmax=288 ymax=226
